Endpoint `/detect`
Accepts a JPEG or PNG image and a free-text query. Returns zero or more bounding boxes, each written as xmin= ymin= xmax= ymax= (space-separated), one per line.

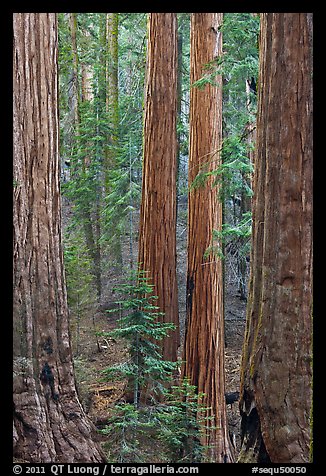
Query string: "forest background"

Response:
xmin=58 ymin=11 xmax=256 ymax=342
xmin=58 ymin=12 xmax=257 ymax=461
xmin=12 ymin=12 xmax=314 ymax=465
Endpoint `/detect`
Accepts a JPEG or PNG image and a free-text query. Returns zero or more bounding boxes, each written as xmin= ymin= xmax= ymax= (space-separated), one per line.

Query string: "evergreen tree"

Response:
xmin=157 ymin=378 xmax=209 ymax=462
xmin=100 ymin=270 xmax=212 ymax=463
xmin=101 ymin=270 xmax=177 ymax=406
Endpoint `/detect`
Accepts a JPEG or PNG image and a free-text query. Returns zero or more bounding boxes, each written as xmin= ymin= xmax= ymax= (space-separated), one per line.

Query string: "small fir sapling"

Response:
xmin=99 ymin=270 xmax=215 ymax=462
xmin=99 ymin=269 xmax=177 ymax=407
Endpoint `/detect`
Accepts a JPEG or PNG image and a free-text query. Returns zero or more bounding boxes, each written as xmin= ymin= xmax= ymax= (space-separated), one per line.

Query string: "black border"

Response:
xmin=6 ymin=5 xmax=322 ymax=473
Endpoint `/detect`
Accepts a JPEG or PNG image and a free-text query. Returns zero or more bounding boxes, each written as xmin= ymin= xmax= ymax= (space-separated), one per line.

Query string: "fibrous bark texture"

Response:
xmin=238 ymin=13 xmax=313 ymax=463
xmin=138 ymin=13 xmax=179 ymax=362
xmin=182 ymin=13 xmax=234 ymax=463
xmin=13 ymin=13 xmax=105 ymax=463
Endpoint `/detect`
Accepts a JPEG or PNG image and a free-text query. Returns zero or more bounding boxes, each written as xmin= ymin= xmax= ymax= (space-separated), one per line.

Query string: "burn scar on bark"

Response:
xmin=186 ymin=275 xmax=195 ymax=318
xmin=40 ymin=362 xmax=59 ymax=401
xmin=42 ymin=336 xmax=53 ymax=355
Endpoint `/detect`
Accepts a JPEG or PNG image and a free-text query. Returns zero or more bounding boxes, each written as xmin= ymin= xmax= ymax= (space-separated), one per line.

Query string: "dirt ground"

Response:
xmin=70 ymin=202 xmax=248 ymax=460
xmin=224 ymin=276 xmax=247 ymax=454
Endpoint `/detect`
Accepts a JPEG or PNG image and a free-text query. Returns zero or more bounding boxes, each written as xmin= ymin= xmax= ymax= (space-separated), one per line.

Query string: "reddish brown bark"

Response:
xmin=13 ymin=13 xmax=105 ymax=463
xmin=182 ymin=13 xmax=234 ymax=463
xmin=238 ymin=13 xmax=313 ymax=463
xmin=138 ymin=13 xmax=179 ymax=363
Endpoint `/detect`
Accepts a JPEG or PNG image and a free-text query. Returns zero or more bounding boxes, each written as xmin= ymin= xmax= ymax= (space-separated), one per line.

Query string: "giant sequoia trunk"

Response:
xmin=138 ymin=13 xmax=179 ymax=363
xmin=182 ymin=13 xmax=234 ymax=463
xmin=13 ymin=13 xmax=105 ymax=463
xmin=238 ymin=13 xmax=313 ymax=463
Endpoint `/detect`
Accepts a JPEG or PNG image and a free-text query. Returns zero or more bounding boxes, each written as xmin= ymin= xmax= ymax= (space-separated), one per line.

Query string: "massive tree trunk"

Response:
xmin=182 ymin=13 xmax=234 ymax=463
xmin=13 ymin=13 xmax=105 ymax=463
xmin=238 ymin=13 xmax=313 ymax=463
xmin=138 ymin=13 xmax=179 ymax=363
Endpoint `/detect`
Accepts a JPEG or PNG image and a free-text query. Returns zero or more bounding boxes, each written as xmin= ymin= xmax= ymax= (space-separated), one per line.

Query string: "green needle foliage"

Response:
xmin=63 ymin=230 xmax=97 ymax=354
xmin=188 ymin=14 xmax=259 ymax=290
xmin=100 ymin=269 xmax=177 ymax=406
xmin=156 ymin=378 xmax=211 ymax=463
xmin=99 ymin=269 xmax=212 ymax=463
xmin=101 ymin=403 xmax=155 ymax=463
xmin=100 ymin=379 xmax=211 ymax=463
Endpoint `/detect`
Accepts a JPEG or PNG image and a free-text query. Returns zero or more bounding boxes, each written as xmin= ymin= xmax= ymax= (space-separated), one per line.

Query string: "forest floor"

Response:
xmin=69 ymin=202 xmax=247 ymax=461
